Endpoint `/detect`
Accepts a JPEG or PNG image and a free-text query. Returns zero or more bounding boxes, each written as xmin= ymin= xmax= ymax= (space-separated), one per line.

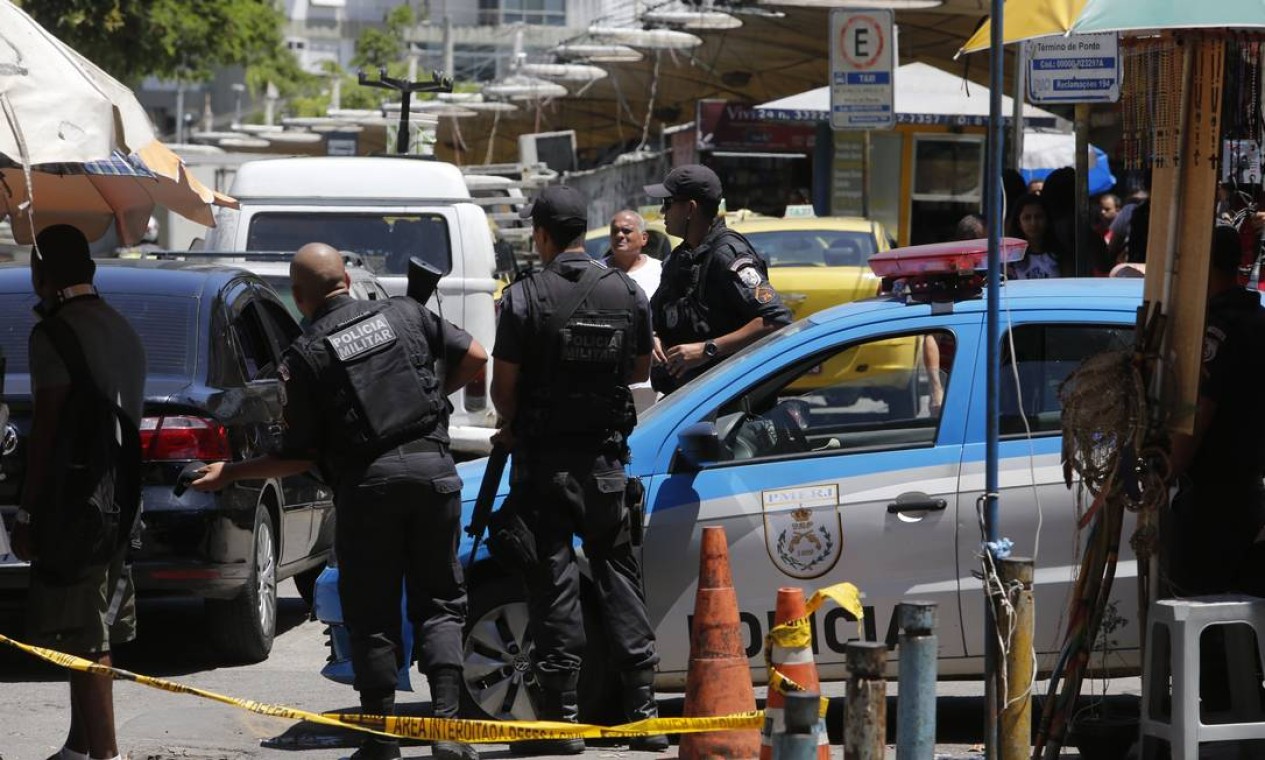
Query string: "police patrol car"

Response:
xmin=313 ymin=239 xmax=1142 ymax=721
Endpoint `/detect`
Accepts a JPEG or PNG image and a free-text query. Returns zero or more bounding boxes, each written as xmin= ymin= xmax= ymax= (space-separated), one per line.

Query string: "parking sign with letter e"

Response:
xmin=830 ymin=9 xmax=896 ymax=131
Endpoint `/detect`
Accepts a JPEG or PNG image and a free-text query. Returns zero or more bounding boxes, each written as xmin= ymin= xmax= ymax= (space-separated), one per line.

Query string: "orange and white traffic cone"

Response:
xmin=680 ymin=526 xmax=761 ymax=760
xmin=761 ymin=587 xmax=829 ymax=760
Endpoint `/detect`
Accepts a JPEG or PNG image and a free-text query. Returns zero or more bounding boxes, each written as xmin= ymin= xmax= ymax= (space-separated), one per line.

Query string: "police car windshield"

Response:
xmin=247 ymin=213 xmax=452 ymax=277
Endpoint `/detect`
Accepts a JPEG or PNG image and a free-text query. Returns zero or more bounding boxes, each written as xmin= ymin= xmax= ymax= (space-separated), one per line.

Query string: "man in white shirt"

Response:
xmin=603 ymin=210 xmax=662 ymax=413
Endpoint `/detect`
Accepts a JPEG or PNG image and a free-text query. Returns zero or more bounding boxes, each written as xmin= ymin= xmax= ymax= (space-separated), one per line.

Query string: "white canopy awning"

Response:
xmin=756 ymin=62 xmax=1066 ymax=130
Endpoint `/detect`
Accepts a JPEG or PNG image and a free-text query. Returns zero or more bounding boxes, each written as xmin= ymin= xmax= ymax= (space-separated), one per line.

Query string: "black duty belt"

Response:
xmin=395 ymin=439 xmax=447 ymax=455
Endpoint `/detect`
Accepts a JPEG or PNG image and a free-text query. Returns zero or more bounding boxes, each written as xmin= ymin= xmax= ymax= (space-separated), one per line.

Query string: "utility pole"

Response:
xmin=443 ymin=15 xmax=454 ymax=81
xmin=175 ymin=82 xmax=185 ymax=144
xmin=231 ymin=83 xmax=246 ymax=128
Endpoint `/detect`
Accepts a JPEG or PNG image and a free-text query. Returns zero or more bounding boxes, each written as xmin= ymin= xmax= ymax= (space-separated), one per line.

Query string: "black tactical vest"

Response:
xmin=289 ymin=297 xmax=446 ymax=469
xmin=518 ymin=263 xmax=639 ymax=442
xmin=652 ymin=225 xmax=767 ymax=347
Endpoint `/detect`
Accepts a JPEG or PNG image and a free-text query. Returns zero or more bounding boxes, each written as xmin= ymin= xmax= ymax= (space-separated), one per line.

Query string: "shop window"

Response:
xmin=909 ymin=135 xmax=985 ymax=245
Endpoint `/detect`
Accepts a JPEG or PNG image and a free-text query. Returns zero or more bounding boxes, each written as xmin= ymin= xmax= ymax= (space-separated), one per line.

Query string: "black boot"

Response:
xmin=346 ymin=691 xmax=402 ymax=760
xmin=429 ymin=667 xmax=479 ymax=760
xmin=510 ymin=673 xmax=585 ymax=756
xmin=621 ymin=670 xmax=669 ymax=752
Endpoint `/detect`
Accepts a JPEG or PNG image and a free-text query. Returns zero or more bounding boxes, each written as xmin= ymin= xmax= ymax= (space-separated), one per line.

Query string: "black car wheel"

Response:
xmin=208 ymin=506 xmax=277 ymax=662
xmin=461 ymin=574 xmax=619 ymax=723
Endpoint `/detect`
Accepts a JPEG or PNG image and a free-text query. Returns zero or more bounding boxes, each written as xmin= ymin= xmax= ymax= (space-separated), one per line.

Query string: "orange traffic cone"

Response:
xmin=760 ymin=587 xmax=829 ymax=760
xmin=680 ymin=526 xmax=761 ymax=760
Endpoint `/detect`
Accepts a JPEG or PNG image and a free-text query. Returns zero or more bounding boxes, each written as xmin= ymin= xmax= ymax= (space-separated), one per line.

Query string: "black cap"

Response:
xmin=520 ymin=185 xmax=587 ymax=228
xmin=644 ymin=164 xmax=722 ymax=204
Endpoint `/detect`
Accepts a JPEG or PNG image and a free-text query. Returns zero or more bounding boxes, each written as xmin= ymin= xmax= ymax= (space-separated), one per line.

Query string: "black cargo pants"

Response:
xmin=336 ymin=447 xmax=468 ymax=695
xmin=510 ymin=448 xmax=659 ymax=682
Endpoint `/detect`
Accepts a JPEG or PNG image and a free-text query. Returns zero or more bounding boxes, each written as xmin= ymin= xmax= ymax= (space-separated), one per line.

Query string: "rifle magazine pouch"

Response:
xmin=487 ymin=506 xmax=537 ymax=570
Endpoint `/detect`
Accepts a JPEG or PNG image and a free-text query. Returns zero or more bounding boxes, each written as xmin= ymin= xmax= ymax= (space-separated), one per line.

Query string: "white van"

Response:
xmin=204 ymin=156 xmax=498 ymax=456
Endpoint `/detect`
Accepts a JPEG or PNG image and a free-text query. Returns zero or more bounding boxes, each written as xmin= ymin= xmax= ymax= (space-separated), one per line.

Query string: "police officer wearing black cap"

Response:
xmin=491 ymin=186 xmax=666 ymax=755
xmin=194 ymin=243 xmax=487 ymax=760
xmin=644 ymin=164 xmax=792 ymax=394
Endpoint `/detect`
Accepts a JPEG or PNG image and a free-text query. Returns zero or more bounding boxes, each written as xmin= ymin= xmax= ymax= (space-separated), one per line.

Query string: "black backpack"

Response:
xmin=30 ymin=316 xmax=142 ymax=584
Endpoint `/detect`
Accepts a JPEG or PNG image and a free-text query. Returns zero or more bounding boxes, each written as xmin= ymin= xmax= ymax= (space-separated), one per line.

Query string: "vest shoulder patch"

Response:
xmin=734 ymin=261 xmax=763 ymax=288
xmin=327 ymin=313 xmax=397 ymax=362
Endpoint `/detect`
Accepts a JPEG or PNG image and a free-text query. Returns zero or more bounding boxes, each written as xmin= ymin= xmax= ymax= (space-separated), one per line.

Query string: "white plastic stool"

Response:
xmin=1140 ymin=595 xmax=1265 ymax=759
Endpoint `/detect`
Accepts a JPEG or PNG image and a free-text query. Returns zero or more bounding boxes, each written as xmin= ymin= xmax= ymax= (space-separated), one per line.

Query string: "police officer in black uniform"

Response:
xmin=1169 ymin=224 xmax=1265 ymax=596
xmin=491 ymin=186 xmax=665 ymax=755
xmin=193 ymin=243 xmax=487 ymax=760
xmin=644 ymin=164 xmax=793 ymax=394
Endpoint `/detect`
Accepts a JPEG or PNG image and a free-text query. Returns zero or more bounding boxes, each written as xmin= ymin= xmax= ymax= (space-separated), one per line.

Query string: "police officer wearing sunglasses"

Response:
xmin=645 ymin=165 xmax=792 ymax=395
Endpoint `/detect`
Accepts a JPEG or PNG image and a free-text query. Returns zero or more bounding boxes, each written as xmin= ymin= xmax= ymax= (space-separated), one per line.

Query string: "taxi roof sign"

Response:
xmin=869 ymin=237 xmax=1028 ymax=278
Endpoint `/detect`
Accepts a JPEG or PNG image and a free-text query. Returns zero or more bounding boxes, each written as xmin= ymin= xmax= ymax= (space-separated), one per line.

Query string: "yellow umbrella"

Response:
xmin=958 ymin=0 xmax=1089 ymax=55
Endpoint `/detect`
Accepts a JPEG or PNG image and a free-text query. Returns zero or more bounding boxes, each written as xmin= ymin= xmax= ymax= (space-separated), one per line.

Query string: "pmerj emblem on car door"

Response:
xmin=762 ymin=484 xmax=843 ymax=579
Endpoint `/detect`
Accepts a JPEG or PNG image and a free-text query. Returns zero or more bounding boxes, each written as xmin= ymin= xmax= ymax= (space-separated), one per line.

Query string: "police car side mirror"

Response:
xmin=207 ymin=379 xmax=286 ymax=426
xmin=677 ymin=421 xmax=721 ymax=469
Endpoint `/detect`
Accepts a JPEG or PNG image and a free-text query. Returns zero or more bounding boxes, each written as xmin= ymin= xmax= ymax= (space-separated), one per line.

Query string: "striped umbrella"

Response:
xmin=960 ymin=0 xmax=1265 ymax=54
xmin=1 ymin=143 xmax=236 ymax=245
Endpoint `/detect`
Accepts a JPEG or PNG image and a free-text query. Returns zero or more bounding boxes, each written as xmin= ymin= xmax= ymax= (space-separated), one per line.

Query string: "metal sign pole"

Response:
xmin=357 ymin=68 xmax=454 ymax=155
xmin=983 ymin=0 xmax=1005 ymax=756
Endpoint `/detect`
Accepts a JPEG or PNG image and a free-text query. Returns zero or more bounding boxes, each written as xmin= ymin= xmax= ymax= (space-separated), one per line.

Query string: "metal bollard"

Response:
xmin=845 ymin=641 xmax=888 ymax=760
xmin=997 ymin=558 xmax=1034 ymax=760
xmin=896 ymin=601 xmax=938 ymax=760
xmin=772 ymin=690 xmax=822 ymax=760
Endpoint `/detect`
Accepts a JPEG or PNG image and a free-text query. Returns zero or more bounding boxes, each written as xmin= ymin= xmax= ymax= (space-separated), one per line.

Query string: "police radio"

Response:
xmin=407 ymin=257 xmax=443 ymax=305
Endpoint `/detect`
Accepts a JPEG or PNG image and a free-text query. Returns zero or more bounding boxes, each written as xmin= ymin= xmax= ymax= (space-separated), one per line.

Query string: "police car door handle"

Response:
xmin=887 ymin=493 xmax=947 ymax=514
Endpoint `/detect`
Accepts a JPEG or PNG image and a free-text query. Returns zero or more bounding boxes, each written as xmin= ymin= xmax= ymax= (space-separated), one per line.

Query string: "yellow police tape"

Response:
xmin=0 ymin=581 xmax=862 ymax=743
xmin=0 ymin=631 xmax=759 ymax=742
xmin=764 ymin=582 xmax=865 ymax=705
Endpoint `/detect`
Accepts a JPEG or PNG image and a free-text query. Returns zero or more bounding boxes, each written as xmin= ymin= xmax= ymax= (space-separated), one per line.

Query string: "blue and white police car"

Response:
xmin=313 ymin=239 xmax=1142 ymax=721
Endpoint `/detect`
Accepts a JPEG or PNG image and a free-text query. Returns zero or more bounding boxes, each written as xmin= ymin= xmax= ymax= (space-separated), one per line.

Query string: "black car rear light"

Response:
xmin=140 ymin=415 xmax=231 ymax=462
xmin=463 ymin=366 xmax=488 ymax=412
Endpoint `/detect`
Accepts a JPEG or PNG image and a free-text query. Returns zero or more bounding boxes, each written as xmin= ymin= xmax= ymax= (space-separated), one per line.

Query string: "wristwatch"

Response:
xmin=14 ymin=508 xmax=31 ymax=525
xmin=703 ymin=340 xmax=719 ymax=359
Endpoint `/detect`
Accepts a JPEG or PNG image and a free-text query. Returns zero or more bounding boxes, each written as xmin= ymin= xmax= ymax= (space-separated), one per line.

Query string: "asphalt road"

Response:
xmin=0 ymin=579 xmax=1110 ymax=759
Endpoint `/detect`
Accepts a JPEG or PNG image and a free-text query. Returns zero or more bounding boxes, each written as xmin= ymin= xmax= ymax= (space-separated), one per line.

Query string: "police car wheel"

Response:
xmin=461 ymin=574 xmax=619 ymax=723
xmin=207 ymin=505 xmax=278 ymax=663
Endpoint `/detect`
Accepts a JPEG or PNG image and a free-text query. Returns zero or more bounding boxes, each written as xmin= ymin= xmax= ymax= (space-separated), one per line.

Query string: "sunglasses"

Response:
xmin=661 ymin=197 xmax=690 ymax=212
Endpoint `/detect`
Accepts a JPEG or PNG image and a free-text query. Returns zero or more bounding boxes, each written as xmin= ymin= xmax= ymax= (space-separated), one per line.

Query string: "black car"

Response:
xmin=0 ymin=261 xmax=334 ymax=662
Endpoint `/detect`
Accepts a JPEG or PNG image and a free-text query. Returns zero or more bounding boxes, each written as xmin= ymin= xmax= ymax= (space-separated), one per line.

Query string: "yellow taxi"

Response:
xmin=584 ymin=218 xmax=677 ymax=260
xmin=729 ymin=215 xmax=890 ymax=320
xmin=584 ymin=208 xmax=768 ymax=261
xmin=727 ymin=215 xmax=915 ymax=397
